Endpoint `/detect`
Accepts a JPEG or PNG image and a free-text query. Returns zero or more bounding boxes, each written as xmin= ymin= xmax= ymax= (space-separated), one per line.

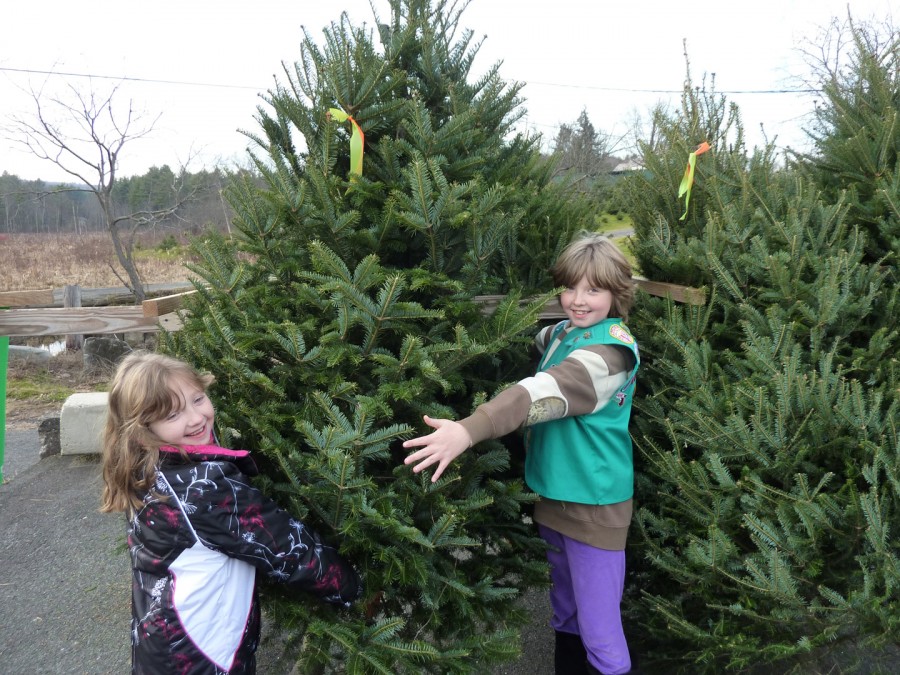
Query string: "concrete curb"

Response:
xmin=59 ymin=391 xmax=108 ymax=455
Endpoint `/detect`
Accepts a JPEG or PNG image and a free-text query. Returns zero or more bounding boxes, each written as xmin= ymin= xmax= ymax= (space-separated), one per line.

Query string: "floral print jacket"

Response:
xmin=127 ymin=444 xmax=361 ymax=674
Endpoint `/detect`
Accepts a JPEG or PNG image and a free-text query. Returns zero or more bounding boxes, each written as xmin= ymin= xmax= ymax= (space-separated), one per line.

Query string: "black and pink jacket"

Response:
xmin=126 ymin=443 xmax=361 ymax=674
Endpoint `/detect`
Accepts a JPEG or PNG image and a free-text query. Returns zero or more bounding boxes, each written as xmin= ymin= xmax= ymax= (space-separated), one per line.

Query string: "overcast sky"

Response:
xmin=1 ymin=0 xmax=894 ymax=183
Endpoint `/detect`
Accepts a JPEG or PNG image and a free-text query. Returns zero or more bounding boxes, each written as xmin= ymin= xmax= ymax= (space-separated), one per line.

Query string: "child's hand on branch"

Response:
xmin=403 ymin=415 xmax=472 ymax=483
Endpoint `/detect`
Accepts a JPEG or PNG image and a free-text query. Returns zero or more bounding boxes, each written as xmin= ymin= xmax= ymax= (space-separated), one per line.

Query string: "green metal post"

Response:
xmin=0 ymin=335 xmax=8 ymax=483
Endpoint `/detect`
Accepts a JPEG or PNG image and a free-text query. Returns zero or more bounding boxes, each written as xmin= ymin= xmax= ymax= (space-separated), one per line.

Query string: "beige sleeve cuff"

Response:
xmin=457 ymin=410 xmax=496 ymax=446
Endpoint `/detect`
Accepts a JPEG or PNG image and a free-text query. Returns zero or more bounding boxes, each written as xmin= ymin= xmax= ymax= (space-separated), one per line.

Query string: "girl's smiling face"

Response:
xmin=560 ymin=275 xmax=613 ymax=328
xmin=148 ymin=377 xmax=215 ymax=446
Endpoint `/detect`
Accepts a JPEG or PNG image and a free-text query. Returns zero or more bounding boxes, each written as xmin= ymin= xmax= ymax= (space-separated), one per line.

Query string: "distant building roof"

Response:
xmin=612 ymin=159 xmax=643 ymax=173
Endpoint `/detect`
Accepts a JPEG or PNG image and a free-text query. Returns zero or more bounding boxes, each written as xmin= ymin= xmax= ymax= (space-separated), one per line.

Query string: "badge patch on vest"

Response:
xmin=608 ymin=323 xmax=634 ymax=344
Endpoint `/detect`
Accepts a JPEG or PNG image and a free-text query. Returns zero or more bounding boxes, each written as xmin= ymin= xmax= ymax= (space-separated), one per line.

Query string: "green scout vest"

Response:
xmin=524 ymin=318 xmax=640 ymax=505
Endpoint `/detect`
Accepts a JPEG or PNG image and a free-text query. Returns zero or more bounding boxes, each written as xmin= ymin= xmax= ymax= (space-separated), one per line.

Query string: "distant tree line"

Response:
xmin=1 ymin=112 xmax=633 ymax=239
xmin=0 ymin=166 xmax=240 ymax=236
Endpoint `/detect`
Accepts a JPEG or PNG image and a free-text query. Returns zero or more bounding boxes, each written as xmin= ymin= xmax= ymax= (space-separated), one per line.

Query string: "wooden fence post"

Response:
xmin=63 ymin=284 xmax=83 ymax=352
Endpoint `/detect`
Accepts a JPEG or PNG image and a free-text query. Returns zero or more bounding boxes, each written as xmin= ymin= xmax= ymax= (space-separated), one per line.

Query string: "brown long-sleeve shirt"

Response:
xmin=457 ymin=324 xmax=635 ymax=549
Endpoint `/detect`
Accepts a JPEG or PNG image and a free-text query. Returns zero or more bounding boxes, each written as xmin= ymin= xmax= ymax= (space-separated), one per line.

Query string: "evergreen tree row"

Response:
xmin=620 ymin=19 xmax=899 ymax=673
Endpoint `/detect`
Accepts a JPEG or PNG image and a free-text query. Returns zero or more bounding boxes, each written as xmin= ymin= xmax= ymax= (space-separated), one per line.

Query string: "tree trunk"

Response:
xmin=104 ymin=201 xmax=146 ymax=303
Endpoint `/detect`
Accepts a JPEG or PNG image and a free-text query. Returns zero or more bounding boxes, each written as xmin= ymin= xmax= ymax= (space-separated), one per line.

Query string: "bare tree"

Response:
xmin=551 ymin=109 xmax=624 ymax=186
xmin=5 ymin=79 xmax=194 ymax=302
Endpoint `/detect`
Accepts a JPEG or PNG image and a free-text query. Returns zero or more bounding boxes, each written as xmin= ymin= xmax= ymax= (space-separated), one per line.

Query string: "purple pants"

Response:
xmin=539 ymin=525 xmax=631 ymax=675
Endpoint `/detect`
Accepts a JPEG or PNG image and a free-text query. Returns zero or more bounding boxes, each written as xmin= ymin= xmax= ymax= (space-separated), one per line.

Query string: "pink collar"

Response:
xmin=159 ymin=443 xmax=250 ymax=458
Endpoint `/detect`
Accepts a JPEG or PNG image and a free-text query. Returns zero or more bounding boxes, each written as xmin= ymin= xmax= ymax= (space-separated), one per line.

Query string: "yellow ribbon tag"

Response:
xmin=678 ymin=141 xmax=710 ymax=220
xmin=327 ymin=107 xmax=365 ymax=177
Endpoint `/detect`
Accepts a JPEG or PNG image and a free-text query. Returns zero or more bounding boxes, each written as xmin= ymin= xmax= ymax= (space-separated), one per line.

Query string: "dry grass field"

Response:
xmin=0 ymin=232 xmax=192 ymax=291
xmin=2 ymin=232 xmax=193 ymax=427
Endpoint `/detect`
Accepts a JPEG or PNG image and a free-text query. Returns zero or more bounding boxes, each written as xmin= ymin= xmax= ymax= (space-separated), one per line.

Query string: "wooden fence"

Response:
xmin=0 ymin=278 xmax=704 ymax=480
xmin=0 ymin=277 xmax=704 ymax=339
xmin=0 ymin=286 xmax=188 ymax=337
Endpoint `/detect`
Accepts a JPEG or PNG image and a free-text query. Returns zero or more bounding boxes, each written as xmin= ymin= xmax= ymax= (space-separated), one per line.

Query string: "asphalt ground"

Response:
xmin=0 ymin=426 xmax=553 ymax=674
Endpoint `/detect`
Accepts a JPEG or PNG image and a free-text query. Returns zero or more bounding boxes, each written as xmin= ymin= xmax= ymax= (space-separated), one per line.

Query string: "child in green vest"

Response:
xmin=404 ymin=232 xmax=640 ymax=675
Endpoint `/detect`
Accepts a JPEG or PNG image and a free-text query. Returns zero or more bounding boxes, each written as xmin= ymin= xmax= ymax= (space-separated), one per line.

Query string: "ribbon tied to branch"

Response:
xmin=678 ymin=141 xmax=710 ymax=220
xmin=327 ymin=107 xmax=365 ymax=178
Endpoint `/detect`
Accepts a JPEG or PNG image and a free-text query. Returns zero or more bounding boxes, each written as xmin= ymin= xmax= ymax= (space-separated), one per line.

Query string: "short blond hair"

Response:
xmin=100 ymin=351 xmax=215 ymax=514
xmin=551 ymin=232 xmax=635 ymax=321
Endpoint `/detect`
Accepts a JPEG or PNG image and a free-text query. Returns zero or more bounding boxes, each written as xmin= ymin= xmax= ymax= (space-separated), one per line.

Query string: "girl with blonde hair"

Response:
xmin=102 ymin=351 xmax=361 ymax=674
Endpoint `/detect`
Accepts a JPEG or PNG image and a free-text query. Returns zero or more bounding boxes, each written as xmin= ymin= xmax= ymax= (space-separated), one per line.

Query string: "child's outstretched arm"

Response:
xmin=403 ymin=342 xmax=635 ymax=483
xmin=403 ymin=415 xmax=473 ymax=483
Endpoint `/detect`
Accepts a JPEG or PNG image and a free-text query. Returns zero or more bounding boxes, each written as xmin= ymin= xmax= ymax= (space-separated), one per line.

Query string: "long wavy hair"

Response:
xmin=100 ymin=351 xmax=214 ymax=515
xmin=551 ymin=232 xmax=636 ymax=322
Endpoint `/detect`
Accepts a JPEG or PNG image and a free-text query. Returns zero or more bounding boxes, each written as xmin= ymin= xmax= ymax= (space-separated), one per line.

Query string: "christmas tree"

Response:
xmin=619 ymin=20 xmax=899 ymax=673
xmin=162 ymin=1 xmax=591 ymax=671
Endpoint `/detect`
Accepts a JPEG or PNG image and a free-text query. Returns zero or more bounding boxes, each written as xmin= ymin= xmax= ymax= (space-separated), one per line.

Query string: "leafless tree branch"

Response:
xmin=3 ymin=77 xmax=190 ymax=302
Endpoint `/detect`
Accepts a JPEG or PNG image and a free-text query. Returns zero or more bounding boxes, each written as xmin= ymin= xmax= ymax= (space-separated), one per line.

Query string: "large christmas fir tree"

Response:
xmin=619 ymin=21 xmax=899 ymax=673
xmin=163 ymin=1 xmax=591 ymax=672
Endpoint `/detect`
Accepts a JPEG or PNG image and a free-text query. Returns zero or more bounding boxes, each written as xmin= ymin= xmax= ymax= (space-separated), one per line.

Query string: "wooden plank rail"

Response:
xmin=0 ymin=283 xmax=193 ymax=309
xmin=0 ymin=289 xmax=55 ymax=308
xmin=142 ymin=290 xmax=199 ymax=318
xmin=475 ymin=277 xmax=706 ymax=319
xmin=633 ymin=276 xmax=706 ymax=306
xmin=0 ymin=277 xmax=706 ymax=338
xmin=0 ymin=306 xmax=183 ymax=337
